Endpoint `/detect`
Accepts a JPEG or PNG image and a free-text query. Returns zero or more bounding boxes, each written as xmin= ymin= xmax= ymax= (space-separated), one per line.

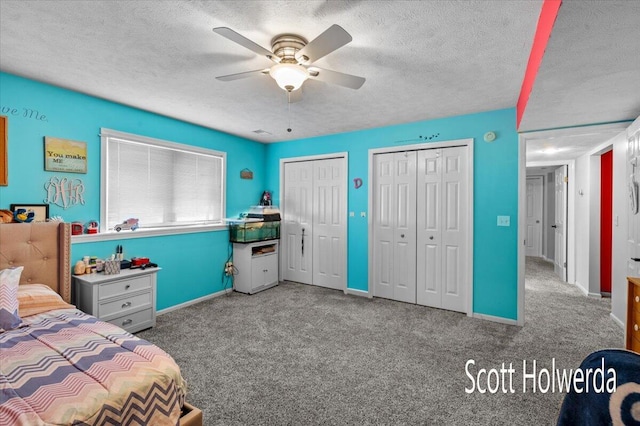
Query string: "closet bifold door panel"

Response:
xmin=282 ymin=157 xmax=346 ymax=290
xmin=416 ymin=147 xmax=468 ymax=313
xmin=373 ymin=151 xmax=417 ymax=303
xmin=283 ymin=161 xmax=313 ymax=285
xmin=312 ymin=158 xmax=346 ymax=290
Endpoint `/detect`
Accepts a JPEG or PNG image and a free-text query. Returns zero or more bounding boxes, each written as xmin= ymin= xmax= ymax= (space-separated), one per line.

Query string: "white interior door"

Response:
xmin=554 ymin=166 xmax=568 ymax=280
xmin=283 ymin=161 xmax=313 ymax=284
xmin=313 ymin=158 xmax=346 ymax=290
xmin=627 ymin=126 xmax=640 ymax=277
xmin=373 ymin=151 xmax=417 ymax=303
xmin=525 ymin=176 xmax=543 ymax=257
xmin=416 ymin=147 xmax=468 ymax=312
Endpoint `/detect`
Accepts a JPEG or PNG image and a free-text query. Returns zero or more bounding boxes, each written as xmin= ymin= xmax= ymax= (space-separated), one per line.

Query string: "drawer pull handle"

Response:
xmin=122 ymin=319 xmax=133 ymax=326
xmin=635 ymin=324 xmax=639 ymax=332
xmin=125 ymin=285 xmax=131 ymax=290
xmin=636 ymin=296 xmax=640 ymax=303
xmin=122 ymin=302 xmax=132 ymax=308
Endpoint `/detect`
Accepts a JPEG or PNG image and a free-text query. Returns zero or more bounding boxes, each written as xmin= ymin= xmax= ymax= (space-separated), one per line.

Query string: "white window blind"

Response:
xmin=101 ymin=129 xmax=225 ymax=231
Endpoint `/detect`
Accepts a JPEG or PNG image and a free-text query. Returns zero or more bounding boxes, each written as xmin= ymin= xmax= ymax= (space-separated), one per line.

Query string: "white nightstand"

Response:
xmin=73 ymin=267 xmax=160 ymax=333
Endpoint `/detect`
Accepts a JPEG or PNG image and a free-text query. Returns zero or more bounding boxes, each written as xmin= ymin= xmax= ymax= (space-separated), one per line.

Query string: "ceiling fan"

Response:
xmin=212 ymin=25 xmax=366 ymax=94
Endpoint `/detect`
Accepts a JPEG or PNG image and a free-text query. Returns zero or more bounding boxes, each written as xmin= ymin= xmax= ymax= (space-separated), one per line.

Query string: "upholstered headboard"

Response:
xmin=0 ymin=222 xmax=71 ymax=303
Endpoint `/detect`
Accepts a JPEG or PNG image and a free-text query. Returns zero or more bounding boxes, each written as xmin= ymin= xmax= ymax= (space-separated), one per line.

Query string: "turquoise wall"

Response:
xmin=265 ymin=108 xmax=519 ymax=320
xmin=0 ymin=72 xmax=265 ymax=310
xmin=1 ymin=71 xmax=520 ymax=320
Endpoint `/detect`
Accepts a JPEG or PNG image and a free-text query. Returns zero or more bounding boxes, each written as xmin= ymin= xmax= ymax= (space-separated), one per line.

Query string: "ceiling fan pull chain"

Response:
xmin=287 ymin=91 xmax=292 ymax=133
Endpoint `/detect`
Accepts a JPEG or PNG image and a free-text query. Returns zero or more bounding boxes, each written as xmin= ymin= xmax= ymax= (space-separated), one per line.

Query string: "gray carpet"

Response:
xmin=138 ymin=257 xmax=623 ymax=425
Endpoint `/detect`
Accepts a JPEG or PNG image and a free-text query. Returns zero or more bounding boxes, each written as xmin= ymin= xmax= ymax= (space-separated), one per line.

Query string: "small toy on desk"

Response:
xmin=131 ymin=257 xmax=150 ymax=267
xmin=14 ymin=208 xmax=35 ymax=223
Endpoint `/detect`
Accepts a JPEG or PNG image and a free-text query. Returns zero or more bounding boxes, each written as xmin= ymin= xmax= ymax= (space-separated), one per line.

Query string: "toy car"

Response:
xmin=114 ymin=218 xmax=139 ymax=232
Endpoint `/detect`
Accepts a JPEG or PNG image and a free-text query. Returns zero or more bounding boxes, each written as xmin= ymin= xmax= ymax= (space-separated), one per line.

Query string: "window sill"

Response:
xmin=71 ymin=223 xmax=227 ymax=243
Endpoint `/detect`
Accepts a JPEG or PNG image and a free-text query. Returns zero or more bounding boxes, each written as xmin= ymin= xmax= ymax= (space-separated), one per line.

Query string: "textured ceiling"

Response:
xmin=0 ymin=0 xmax=542 ymax=143
xmin=519 ymin=0 xmax=640 ymax=132
xmin=1 ymin=1 xmax=637 ymax=147
xmin=525 ymin=122 xmax=626 ymax=163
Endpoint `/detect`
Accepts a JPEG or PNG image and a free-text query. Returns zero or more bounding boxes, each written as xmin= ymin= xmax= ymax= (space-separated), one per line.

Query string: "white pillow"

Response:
xmin=0 ymin=266 xmax=24 ymax=331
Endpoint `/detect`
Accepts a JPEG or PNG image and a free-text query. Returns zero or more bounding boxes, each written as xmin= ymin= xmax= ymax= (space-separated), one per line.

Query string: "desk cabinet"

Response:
xmin=233 ymin=241 xmax=278 ymax=294
xmin=627 ymin=277 xmax=640 ymax=353
xmin=74 ymin=268 xmax=159 ymax=333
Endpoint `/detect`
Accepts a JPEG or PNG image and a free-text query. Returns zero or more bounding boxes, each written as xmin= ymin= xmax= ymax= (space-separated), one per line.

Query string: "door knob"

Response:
xmin=429 ymin=236 xmax=434 ymax=240
xmin=536 ymin=220 xmax=540 ymax=223
xmin=636 ymin=296 xmax=639 ymax=303
xmin=400 ymin=234 xmax=405 ymax=238
xmin=551 ymin=225 xmax=557 ymax=228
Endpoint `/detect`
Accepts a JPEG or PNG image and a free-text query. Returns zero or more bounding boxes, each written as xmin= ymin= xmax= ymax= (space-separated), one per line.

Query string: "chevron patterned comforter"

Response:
xmin=0 ymin=308 xmax=186 ymax=425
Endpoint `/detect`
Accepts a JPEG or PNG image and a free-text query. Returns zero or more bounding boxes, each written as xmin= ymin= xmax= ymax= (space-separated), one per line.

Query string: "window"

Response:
xmin=100 ymin=129 xmax=225 ymax=232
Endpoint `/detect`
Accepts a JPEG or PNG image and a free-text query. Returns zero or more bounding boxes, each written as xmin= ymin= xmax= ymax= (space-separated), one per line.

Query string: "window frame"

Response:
xmin=99 ymin=128 xmax=226 ymax=236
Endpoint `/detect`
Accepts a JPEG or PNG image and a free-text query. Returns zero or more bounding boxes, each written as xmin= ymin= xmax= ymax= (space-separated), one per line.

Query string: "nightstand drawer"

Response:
xmin=106 ymin=308 xmax=154 ymax=333
xmin=100 ymin=275 xmax=152 ymax=300
xmin=99 ymin=291 xmax=152 ymax=319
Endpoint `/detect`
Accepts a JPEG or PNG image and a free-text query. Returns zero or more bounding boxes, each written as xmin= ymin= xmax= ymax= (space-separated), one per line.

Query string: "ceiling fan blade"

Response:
xmin=295 ymin=24 xmax=352 ymax=64
xmin=213 ymin=27 xmax=280 ymax=63
xmin=216 ymin=69 xmax=269 ymax=81
xmin=307 ymin=67 xmax=365 ymax=90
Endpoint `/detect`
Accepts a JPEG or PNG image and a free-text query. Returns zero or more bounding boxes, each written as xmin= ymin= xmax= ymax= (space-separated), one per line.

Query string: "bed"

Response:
xmin=0 ymin=222 xmax=202 ymax=425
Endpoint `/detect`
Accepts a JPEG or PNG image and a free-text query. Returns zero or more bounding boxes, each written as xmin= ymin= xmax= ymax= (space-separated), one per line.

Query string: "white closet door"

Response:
xmin=416 ymin=146 xmax=467 ymax=312
xmin=373 ymin=151 xmax=417 ymax=303
xmin=439 ymin=146 xmax=467 ymax=313
xmin=283 ymin=161 xmax=313 ymax=284
xmin=393 ymin=151 xmax=417 ymax=303
xmin=416 ymin=149 xmax=442 ymax=307
xmin=313 ymin=158 xmax=346 ymax=290
xmin=373 ymin=153 xmax=395 ymax=300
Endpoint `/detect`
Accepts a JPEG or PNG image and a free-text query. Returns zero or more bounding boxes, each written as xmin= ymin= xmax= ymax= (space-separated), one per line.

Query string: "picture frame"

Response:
xmin=44 ymin=137 xmax=87 ymax=173
xmin=10 ymin=203 xmax=49 ymax=222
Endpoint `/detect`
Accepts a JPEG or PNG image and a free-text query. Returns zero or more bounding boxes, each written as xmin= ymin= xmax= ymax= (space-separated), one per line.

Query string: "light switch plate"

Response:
xmin=360 ymin=212 xmax=366 ymax=217
xmin=349 ymin=212 xmax=355 ymax=217
xmin=497 ymin=215 xmax=510 ymax=227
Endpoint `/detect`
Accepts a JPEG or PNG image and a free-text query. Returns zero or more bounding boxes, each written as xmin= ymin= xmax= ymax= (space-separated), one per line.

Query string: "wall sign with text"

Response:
xmin=44 ymin=137 xmax=87 ymax=173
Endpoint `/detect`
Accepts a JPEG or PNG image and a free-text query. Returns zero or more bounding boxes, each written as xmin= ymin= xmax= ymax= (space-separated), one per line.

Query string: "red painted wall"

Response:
xmin=516 ymin=0 xmax=562 ymax=129
xmin=600 ymin=150 xmax=613 ymax=293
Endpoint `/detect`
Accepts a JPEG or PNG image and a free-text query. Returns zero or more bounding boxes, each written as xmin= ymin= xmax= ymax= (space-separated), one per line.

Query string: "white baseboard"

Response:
xmin=157 ymin=288 xmax=233 ymax=315
xmin=541 ymin=255 xmax=554 ymax=264
xmin=344 ymin=287 xmax=369 ymax=297
xmin=574 ymin=281 xmax=589 ymax=296
xmin=472 ymin=313 xmax=519 ymax=326
xmin=610 ymin=312 xmax=625 ymax=329
xmin=574 ymin=281 xmax=603 ymax=298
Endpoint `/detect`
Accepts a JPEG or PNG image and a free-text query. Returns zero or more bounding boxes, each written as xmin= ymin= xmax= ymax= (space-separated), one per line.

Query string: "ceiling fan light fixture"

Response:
xmin=269 ymin=63 xmax=309 ymax=92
